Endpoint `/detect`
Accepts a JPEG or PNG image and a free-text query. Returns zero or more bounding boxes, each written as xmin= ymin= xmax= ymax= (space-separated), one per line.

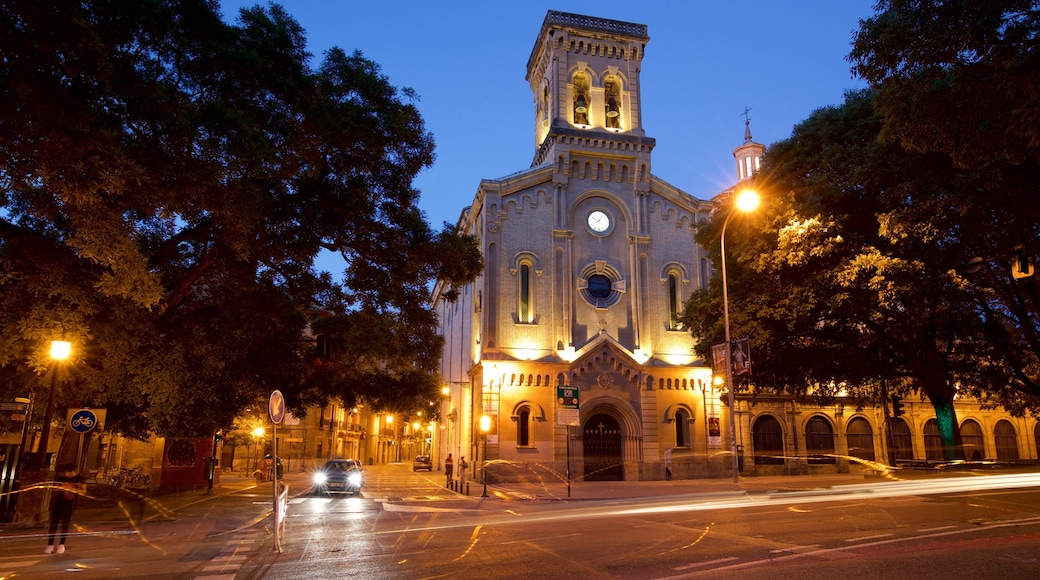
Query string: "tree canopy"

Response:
xmin=0 ymin=0 xmax=482 ymax=439
xmin=682 ymin=0 xmax=1040 ymax=459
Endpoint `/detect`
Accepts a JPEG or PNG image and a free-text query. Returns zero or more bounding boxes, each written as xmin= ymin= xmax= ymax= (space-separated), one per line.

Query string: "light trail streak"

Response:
xmin=365 ymin=472 xmax=1040 ymax=536
xmin=451 ymin=525 xmax=483 ymax=562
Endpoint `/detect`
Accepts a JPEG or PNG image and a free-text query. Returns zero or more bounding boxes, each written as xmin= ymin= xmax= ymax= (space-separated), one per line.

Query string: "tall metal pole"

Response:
xmin=720 ymin=211 xmax=740 ymax=489
xmin=480 ymin=434 xmax=488 ymax=498
xmin=35 ymin=369 xmax=59 ymax=471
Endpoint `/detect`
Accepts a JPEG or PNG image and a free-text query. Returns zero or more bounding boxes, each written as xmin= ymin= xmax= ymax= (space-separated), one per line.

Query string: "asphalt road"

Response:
xmin=3 ymin=464 xmax=1040 ymax=579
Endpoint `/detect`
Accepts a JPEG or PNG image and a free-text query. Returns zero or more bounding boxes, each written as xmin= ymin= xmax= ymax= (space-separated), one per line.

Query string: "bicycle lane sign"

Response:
xmin=69 ymin=408 xmax=99 ymax=434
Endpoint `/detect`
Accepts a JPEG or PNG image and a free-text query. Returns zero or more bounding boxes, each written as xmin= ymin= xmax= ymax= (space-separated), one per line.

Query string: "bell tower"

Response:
xmin=525 ymin=11 xmax=654 ymax=169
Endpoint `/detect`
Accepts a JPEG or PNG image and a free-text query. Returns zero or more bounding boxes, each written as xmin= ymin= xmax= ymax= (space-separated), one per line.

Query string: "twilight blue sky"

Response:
xmin=221 ymin=0 xmax=876 ymax=267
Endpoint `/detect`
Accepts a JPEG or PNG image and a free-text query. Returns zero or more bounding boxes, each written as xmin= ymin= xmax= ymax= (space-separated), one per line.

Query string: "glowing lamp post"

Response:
xmin=252 ymin=426 xmax=265 ymax=471
xmin=479 ymin=414 xmax=491 ymax=498
xmin=720 ymin=189 xmax=759 ymax=487
xmin=35 ymin=340 xmax=71 ymax=470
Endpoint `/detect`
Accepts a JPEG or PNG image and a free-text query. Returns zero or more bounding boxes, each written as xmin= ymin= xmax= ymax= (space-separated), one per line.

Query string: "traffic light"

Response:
xmin=891 ymin=395 xmax=905 ymax=418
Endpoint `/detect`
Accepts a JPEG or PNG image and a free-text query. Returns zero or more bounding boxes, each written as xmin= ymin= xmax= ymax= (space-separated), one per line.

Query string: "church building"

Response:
xmin=432 ymin=11 xmax=1040 ymax=484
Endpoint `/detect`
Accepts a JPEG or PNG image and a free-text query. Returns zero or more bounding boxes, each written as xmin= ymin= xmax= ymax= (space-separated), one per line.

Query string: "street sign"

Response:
xmin=557 ymin=386 xmax=579 ymax=409
xmin=269 ymin=390 xmax=286 ymax=424
xmin=69 ymin=408 xmax=98 ymax=434
xmin=0 ymin=402 xmax=27 ymax=411
xmin=556 ymin=386 xmax=580 ymax=426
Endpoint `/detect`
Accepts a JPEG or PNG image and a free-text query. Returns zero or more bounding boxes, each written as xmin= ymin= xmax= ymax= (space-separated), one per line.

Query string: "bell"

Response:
xmin=606 ymin=98 xmax=619 ymax=118
xmin=575 ymin=99 xmax=587 ymax=114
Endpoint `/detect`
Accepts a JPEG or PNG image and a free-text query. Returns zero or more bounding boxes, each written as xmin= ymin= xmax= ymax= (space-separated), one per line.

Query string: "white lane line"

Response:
xmin=674 ymin=557 xmax=740 ymax=571
xmin=845 ymin=533 xmax=894 ymax=542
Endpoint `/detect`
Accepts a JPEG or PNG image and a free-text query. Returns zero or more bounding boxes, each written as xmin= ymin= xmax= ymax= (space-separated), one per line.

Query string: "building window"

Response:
xmin=805 ymin=416 xmax=835 ymax=464
xmin=674 ymin=409 xmax=690 ymax=448
xmin=994 ymin=419 xmax=1019 ymax=461
xmin=752 ymin=415 xmax=785 ymax=465
xmin=845 ymin=417 xmax=875 ymax=462
xmin=666 ymin=272 xmax=683 ymax=330
xmin=891 ymin=418 xmax=914 ymax=461
xmin=579 ymin=262 xmax=623 ymax=309
xmin=520 ymin=263 xmax=531 ymax=322
xmin=604 ymin=77 xmax=620 ymax=129
xmin=961 ymin=419 xmax=985 ymax=461
xmin=542 ymin=84 xmax=551 ymax=127
xmin=517 ymin=407 xmax=532 ymax=447
xmin=923 ymin=419 xmax=943 ymax=461
xmin=1034 ymin=423 xmax=1040 ymax=463
xmin=573 ymin=73 xmax=589 ymax=126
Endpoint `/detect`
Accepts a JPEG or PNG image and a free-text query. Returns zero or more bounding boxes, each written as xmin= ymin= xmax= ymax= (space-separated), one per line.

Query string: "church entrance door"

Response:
xmin=582 ymin=413 xmax=623 ymax=481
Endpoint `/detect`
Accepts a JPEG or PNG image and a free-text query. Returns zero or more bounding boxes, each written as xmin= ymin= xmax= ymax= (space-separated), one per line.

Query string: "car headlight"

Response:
xmin=347 ymin=473 xmax=362 ymax=486
xmin=313 ymin=472 xmax=327 ymax=485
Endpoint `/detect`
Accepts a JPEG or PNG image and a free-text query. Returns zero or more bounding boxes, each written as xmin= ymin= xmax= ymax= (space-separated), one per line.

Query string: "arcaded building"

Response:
xmin=432 ymin=11 xmax=1040 ymax=484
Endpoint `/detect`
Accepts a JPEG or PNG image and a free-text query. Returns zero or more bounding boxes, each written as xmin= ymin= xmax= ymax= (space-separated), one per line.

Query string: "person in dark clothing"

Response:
xmin=44 ymin=464 xmax=86 ymax=555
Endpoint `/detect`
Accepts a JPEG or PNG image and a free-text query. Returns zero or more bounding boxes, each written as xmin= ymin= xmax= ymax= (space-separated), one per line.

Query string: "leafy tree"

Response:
xmin=850 ymin=0 xmax=1040 ymax=397
xmin=681 ymin=89 xmax=1040 ymax=461
xmin=0 ymin=0 xmax=481 ymax=448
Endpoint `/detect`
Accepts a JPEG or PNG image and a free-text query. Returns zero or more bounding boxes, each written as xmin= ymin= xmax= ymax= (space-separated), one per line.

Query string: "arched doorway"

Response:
xmin=583 ymin=413 xmax=623 ymax=481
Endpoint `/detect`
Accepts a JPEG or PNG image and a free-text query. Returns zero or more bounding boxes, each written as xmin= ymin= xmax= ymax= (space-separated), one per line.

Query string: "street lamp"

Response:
xmin=252 ymin=426 xmax=265 ymax=472
xmin=479 ymin=414 xmax=491 ymax=498
xmin=720 ymin=188 xmax=760 ymax=488
xmin=35 ymin=340 xmax=71 ymax=470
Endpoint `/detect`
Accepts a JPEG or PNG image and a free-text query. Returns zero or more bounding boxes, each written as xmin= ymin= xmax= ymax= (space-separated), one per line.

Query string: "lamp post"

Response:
xmin=720 ymin=189 xmax=760 ymax=488
xmin=35 ymin=340 xmax=71 ymax=471
xmin=479 ymin=414 xmax=491 ymax=498
xmin=252 ymin=426 xmax=265 ymax=473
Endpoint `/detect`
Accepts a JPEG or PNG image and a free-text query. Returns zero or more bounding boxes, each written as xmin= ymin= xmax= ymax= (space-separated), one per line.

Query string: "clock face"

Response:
xmin=587 ymin=210 xmax=610 ymax=233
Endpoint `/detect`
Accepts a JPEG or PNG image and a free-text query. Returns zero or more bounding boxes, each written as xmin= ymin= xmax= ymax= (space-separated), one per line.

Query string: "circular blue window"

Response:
xmin=587 ymin=274 xmax=612 ymax=299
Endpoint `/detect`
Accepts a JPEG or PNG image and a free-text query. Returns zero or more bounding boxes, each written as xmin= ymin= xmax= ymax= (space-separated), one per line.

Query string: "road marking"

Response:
xmin=770 ymin=544 xmax=821 ymax=553
xmin=674 ymin=557 xmax=739 ymax=571
xmin=917 ymin=525 xmax=957 ymax=533
xmin=845 ymin=533 xmax=894 ymax=542
xmin=499 ymin=533 xmax=582 ymax=545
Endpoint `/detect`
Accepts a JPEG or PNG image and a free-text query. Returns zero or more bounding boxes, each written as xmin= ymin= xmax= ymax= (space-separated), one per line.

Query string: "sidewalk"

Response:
xmin=482 ymin=472 xmax=884 ymax=502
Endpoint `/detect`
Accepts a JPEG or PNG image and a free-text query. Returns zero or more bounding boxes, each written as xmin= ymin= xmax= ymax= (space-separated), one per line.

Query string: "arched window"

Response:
xmin=517 ymin=407 xmax=532 ymax=447
xmin=604 ymin=77 xmax=621 ymax=129
xmin=519 ymin=263 xmax=531 ymax=322
xmin=1034 ymin=423 xmax=1040 ymax=463
xmin=541 ymin=84 xmax=551 ymax=127
xmin=700 ymin=257 xmax=710 ymax=290
xmin=891 ymin=418 xmax=914 ymax=461
xmin=667 ymin=273 xmax=681 ymax=330
xmin=805 ymin=416 xmax=835 ymax=464
xmin=573 ymin=73 xmax=589 ymax=126
xmin=923 ymin=419 xmax=943 ymax=461
xmin=752 ymin=415 xmax=784 ymax=465
xmin=960 ymin=419 xmax=985 ymax=461
xmin=845 ymin=417 xmax=875 ymax=462
xmin=994 ymin=420 xmax=1019 ymax=461
xmin=674 ymin=408 xmax=690 ymax=448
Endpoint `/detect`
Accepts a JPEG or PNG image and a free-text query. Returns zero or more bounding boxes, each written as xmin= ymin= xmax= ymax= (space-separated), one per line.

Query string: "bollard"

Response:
xmin=464 ymin=482 xmax=469 ymax=496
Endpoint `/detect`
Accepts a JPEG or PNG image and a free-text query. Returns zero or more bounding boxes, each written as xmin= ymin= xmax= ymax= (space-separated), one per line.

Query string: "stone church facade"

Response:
xmin=432 ymin=11 xmax=1040 ymax=484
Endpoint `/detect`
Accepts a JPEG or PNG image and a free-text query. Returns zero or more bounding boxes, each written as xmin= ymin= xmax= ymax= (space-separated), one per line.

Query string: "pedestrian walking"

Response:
xmin=457 ymin=456 xmax=468 ymax=490
xmin=44 ymin=464 xmax=86 ymax=555
xmin=444 ymin=453 xmax=454 ymax=485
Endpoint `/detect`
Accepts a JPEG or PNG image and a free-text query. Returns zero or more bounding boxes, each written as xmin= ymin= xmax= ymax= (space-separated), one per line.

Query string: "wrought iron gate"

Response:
xmin=582 ymin=413 xmax=623 ymax=481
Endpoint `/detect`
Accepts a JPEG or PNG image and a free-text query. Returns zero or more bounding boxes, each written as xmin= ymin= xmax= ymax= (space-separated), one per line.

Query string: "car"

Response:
xmin=412 ymin=455 xmax=432 ymax=471
xmin=312 ymin=459 xmax=364 ymax=495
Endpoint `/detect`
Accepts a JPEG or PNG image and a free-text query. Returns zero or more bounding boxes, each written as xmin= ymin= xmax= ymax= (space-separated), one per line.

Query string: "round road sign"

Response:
xmin=69 ymin=408 xmax=98 ymax=434
xmin=269 ymin=390 xmax=285 ymax=424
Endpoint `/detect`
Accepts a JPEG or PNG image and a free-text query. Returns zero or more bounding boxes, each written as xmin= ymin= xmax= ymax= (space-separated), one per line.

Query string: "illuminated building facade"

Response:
xmin=432 ymin=11 xmax=1040 ymax=483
